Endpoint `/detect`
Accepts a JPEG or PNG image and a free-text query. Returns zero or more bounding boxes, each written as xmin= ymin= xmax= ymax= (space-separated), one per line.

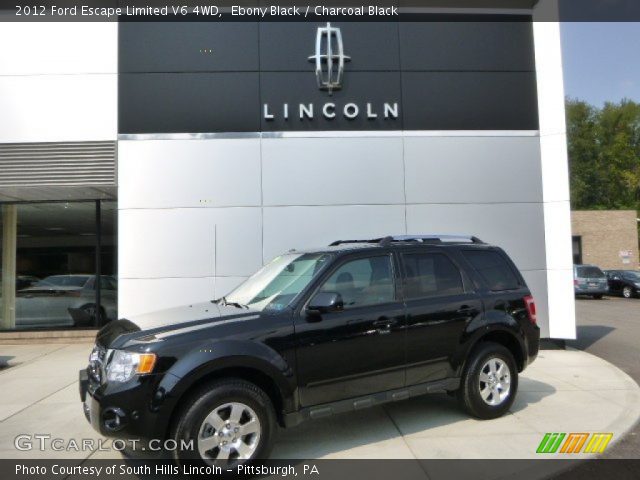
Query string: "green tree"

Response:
xmin=566 ymin=99 xmax=640 ymax=215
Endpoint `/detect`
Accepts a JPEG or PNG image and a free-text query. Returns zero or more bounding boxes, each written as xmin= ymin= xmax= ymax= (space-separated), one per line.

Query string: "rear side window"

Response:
xmin=402 ymin=253 xmax=464 ymax=299
xmin=463 ymin=250 xmax=521 ymax=291
xmin=576 ymin=266 xmax=605 ymax=278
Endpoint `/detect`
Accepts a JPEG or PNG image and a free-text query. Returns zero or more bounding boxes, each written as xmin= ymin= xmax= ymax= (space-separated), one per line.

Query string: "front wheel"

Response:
xmin=171 ymin=379 xmax=276 ymax=467
xmin=622 ymin=286 xmax=633 ymax=299
xmin=457 ymin=342 xmax=518 ymax=419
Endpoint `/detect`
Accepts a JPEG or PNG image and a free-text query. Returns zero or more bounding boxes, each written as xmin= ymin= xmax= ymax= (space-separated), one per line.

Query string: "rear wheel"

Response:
xmin=457 ymin=342 xmax=518 ymax=419
xmin=622 ymin=286 xmax=633 ymax=299
xmin=171 ymin=379 xmax=276 ymax=467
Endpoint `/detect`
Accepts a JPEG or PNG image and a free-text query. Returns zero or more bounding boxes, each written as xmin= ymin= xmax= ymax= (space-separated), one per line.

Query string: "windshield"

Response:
xmin=224 ymin=253 xmax=331 ymax=311
xmin=576 ymin=266 xmax=605 ymax=278
xmin=33 ymin=275 xmax=90 ymax=288
xmin=623 ymin=271 xmax=640 ymax=281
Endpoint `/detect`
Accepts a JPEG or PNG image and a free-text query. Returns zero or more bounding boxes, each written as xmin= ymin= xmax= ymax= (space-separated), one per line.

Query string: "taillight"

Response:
xmin=524 ymin=295 xmax=537 ymax=325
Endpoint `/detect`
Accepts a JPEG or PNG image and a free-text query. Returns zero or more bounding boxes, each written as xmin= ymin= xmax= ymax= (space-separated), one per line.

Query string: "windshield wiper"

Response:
xmin=212 ymin=296 xmax=249 ymax=309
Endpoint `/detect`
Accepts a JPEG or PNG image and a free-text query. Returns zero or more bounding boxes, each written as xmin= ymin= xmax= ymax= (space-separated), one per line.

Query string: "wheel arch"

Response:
xmin=163 ymin=359 xmax=294 ymax=438
xmin=461 ymin=327 xmax=526 ymax=375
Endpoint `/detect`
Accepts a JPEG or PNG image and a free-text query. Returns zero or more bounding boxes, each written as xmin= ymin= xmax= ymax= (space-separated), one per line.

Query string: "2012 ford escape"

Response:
xmin=79 ymin=235 xmax=540 ymax=466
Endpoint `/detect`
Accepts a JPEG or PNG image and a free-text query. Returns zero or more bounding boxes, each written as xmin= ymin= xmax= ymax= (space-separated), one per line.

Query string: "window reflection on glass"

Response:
xmin=0 ymin=201 xmax=118 ymax=330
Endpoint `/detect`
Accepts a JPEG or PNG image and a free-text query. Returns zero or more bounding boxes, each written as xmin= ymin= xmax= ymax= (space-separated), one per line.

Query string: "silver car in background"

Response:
xmin=12 ymin=275 xmax=117 ymax=328
xmin=574 ymin=264 xmax=609 ymax=299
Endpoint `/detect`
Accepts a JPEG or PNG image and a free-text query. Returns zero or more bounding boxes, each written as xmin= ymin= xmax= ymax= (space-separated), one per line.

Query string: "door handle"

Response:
xmin=373 ymin=317 xmax=397 ymax=330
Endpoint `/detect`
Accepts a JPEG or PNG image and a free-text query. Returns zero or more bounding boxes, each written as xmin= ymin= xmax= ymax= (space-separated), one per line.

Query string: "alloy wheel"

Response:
xmin=478 ymin=357 xmax=511 ymax=406
xmin=623 ymin=287 xmax=632 ymax=298
xmin=197 ymin=402 xmax=261 ymax=464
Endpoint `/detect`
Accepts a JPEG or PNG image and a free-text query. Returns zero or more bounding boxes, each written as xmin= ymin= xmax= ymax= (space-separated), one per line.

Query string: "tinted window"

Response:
xmin=402 ymin=253 xmax=464 ymax=299
xmin=623 ymin=271 xmax=640 ymax=281
xmin=576 ymin=266 xmax=605 ymax=278
xmin=320 ymin=256 xmax=394 ymax=308
xmin=463 ymin=250 xmax=520 ymax=291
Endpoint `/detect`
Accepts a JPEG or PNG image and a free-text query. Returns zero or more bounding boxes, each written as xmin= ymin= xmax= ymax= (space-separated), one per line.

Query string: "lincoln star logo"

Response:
xmin=308 ymin=22 xmax=350 ymax=95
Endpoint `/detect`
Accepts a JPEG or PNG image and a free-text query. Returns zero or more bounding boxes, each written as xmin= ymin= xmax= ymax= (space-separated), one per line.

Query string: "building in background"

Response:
xmin=0 ymin=1 xmax=576 ymax=339
xmin=572 ymin=210 xmax=640 ymax=269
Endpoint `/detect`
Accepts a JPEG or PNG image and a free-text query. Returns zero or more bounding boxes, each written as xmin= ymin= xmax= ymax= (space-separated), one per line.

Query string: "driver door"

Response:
xmin=294 ymin=253 xmax=406 ymax=407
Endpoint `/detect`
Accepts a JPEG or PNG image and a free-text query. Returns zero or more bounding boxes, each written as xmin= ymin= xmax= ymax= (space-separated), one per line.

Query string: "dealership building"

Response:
xmin=0 ymin=1 xmax=576 ymax=339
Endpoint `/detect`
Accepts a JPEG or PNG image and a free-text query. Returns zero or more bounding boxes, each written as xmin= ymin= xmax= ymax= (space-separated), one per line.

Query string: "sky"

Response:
xmin=561 ymin=23 xmax=640 ymax=106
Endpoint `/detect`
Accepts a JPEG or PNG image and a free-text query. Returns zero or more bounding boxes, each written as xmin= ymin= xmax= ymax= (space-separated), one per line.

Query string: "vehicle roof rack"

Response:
xmin=330 ymin=235 xmax=485 ymax=247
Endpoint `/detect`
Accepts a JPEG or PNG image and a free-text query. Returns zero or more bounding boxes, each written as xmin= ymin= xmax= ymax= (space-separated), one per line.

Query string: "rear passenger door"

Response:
xmin=400 ymin=250 xmax=483 ymax=385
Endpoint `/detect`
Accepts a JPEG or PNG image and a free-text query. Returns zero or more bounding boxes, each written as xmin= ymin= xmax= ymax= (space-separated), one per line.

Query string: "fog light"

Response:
xmin=103 ymin=407 xmax=127 ymax=432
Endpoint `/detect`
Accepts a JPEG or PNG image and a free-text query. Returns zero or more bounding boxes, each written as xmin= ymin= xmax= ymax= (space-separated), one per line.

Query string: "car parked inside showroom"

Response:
xmin=80 ymin=234 xmax=539 ymax=467
xmin=605 ymin=270 xmax=640 ymax=298
xmin=574 ymin=264 xmax=609 ymax=299
xmin=10 ymin=274 xmax=117 ymax=328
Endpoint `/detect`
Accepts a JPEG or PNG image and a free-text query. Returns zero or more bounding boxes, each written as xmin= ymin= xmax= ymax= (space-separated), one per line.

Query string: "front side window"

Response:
xmin=225 ymin=253 xmax=331 ymax=311
xmin=319 ymin=255 xmax=395 ymax=308
xmin=402 ymin=253 xmax=464 ymax=299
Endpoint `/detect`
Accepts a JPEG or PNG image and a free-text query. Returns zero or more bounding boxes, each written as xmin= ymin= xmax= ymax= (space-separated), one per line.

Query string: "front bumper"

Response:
xmin=78 ymin=368 xmax=173 ymax=441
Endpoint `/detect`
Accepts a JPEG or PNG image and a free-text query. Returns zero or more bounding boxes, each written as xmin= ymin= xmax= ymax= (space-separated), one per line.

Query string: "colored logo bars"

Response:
xmin=536 ymin=433 xmax=613 ymax=454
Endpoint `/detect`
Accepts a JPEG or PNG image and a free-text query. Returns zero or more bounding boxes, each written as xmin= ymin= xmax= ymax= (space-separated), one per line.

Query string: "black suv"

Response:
xmin=80 ymin=235 xmax=539 ymax=465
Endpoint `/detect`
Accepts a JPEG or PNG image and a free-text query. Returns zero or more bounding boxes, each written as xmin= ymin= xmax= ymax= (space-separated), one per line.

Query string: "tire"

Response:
xmin=171 ymin=378 xmax=276 ymax=467
xmin=457 ymin=342 xmax=518 ymax=419
xmin=592 ymin=294 xmax=604 ymax=300
xmin=622 ymin=287 xmax=633 ymax=299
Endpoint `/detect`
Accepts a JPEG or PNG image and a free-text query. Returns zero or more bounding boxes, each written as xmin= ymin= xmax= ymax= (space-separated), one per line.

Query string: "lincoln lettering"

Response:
xmin=263 ymin=102 xmax=399 ymax=121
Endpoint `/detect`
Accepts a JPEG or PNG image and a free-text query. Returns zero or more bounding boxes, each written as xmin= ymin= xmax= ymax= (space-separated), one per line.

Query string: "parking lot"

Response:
xmin=571 ymin=295 xmax=640 ymax=458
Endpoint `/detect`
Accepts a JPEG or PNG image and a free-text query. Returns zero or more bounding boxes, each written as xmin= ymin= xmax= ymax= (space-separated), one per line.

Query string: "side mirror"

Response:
xmin=306 ymin=292 xmax=344 ymax=316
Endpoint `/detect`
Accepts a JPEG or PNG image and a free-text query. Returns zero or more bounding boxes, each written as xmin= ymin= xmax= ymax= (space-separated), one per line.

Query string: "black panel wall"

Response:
xmin=118 ymin=17 xmax=539 ymax=133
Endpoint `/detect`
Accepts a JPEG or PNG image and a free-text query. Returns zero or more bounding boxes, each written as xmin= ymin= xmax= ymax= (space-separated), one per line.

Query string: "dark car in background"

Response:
xmin=605 ymin=270 xmax=640 ymax=299
xmin=574 ymin=265 xmax=609 ymax=299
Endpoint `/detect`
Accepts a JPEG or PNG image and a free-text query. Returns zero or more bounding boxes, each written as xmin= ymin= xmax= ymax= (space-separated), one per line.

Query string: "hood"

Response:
xmin=126 ymin=302 xmax=222 ymax=330
xmin=95 ymin=301 xmax=260 ymax=348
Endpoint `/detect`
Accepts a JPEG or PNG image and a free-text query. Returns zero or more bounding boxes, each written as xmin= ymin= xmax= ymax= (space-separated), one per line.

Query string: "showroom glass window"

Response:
xmin=0 ymin=201 xmax=117 ymax=331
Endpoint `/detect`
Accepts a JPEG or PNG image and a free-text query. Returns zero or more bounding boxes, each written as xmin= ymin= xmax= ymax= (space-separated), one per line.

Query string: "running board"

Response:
xmin=283 ymin=377 xmax=460 ymax=427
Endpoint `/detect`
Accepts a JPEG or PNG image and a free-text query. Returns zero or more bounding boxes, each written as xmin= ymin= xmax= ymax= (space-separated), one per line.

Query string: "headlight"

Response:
xmin=106 ymin=350 xmax=157 ymax=383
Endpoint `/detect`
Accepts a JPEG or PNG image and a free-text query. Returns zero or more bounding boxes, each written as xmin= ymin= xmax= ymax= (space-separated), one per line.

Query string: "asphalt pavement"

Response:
xmin=569 ymin=296 xmax=640 ymax=458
